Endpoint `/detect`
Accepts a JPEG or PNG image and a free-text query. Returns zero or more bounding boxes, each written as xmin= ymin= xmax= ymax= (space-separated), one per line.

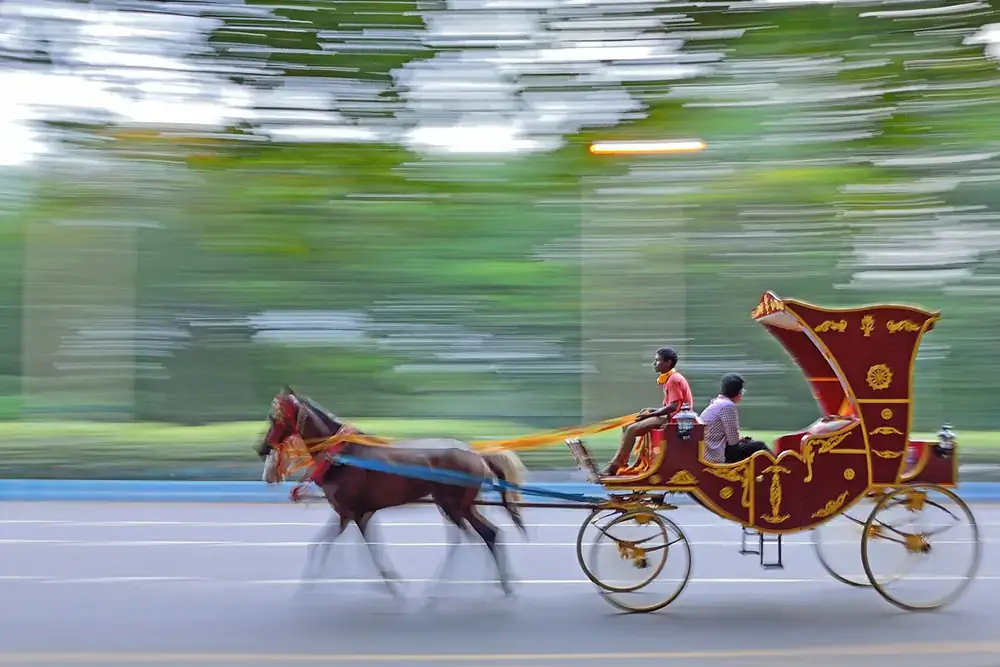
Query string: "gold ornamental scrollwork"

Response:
xmin=703 ymin=461 xmax=751 ymax=508
xmin=873 ymin=449 xmax=904 ymax=459
xmin=801 ymin=430 xmax=853 ymax=483
xmin=811 ymin=491 xmax=850 ymax=519
xmin=869 ymin=426 xmax=904 ymax=436
xmin=720 ymin=486 xmax=734 ymax=499
xmin=815 ymin=320 xmax=847 ymax=333
xmin=759 ymin=464 xmax=791 ymax=525
xmin=666 ymin=470 xmax=698 ymax=486
xmin=752 ymin=294 xmax=785 ymax=319
xmin=866 ymin=364 xmax=893 ymax=391
xmin=861 ymin=314 xmax=875 ymax=337
xmin=886 ymin=320 xmax=921 ymax=334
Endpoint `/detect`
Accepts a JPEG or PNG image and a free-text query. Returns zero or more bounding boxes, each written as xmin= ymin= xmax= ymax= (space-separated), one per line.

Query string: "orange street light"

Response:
xmin=589 ymin=139 xmax=706 ymax=155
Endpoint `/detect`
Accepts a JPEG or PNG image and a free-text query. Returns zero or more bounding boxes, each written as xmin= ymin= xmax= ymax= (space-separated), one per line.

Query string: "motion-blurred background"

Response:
xmin=2 ymin=0 xmax=999 ymax=480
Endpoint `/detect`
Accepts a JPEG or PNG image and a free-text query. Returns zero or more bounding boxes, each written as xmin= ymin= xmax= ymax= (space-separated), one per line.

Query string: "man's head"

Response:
xmin=654 ymin=347 xmax=678 ymax=373
xmin=720 ymin=373 xmax=745 ymax=403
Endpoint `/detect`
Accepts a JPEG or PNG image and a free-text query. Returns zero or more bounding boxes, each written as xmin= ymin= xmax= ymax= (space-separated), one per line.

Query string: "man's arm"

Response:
xmin=646 ymin=402 xmax=678 ymax=419
xmin=719 ymin=404 xmax=741 ymax=446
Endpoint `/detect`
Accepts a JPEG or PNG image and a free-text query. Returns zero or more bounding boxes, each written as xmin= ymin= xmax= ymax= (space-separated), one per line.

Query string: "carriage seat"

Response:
xmin=773 ymin=414 xmax=858 ymax=454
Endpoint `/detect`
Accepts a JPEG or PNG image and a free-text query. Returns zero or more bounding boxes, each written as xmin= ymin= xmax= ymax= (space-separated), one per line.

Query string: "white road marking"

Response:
xmin=0 ymin=574 xmax=989 ymax=586
xmin=0 ymin=537 xmax=988 ymax=548
xmin=48 ymin=576 xmax=202 ymax=584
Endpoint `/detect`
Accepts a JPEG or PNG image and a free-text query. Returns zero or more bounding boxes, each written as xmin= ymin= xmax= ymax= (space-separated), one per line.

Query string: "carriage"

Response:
xmin=262 ymin=291 xmax=981 ymax=613
xmin=565 ymin=291 xmax=980 ymax=613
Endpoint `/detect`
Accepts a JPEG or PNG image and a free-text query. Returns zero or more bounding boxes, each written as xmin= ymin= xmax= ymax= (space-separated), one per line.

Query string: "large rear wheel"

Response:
xmin=861 ymin=483 xmax=981 ymax=611
xmin=814 ymin=493 xmax=910 ymax=587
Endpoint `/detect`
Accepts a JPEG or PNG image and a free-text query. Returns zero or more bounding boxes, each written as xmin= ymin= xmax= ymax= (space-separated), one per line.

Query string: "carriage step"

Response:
xmin=739 ymin=528 xmax=784 ymax=569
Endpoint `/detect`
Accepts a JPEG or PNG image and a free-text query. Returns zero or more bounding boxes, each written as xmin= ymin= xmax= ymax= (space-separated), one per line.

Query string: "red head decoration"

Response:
xmin=256 ymin=386 xmax=300 ymax=459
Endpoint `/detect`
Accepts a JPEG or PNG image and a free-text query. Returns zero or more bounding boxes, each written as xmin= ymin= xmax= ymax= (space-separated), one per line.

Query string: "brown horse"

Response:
xmin=254 ymin=386 xmax=528 ymax=596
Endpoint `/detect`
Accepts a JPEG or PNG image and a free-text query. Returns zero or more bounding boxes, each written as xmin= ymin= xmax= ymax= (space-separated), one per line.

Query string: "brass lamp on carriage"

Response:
xmin=935 ymin=423 xmax=956 ymax=459
xmin=673 ymin=404 xmax=699 ymax=440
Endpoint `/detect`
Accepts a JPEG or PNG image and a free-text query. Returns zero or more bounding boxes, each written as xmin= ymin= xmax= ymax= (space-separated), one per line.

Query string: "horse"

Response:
xmin=254 ymin=386 xmax=529 ymax=597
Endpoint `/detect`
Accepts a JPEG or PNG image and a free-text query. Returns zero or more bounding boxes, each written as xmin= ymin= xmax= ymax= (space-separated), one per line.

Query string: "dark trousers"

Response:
xmin=725 ymin=439 xmax=770 ymax=464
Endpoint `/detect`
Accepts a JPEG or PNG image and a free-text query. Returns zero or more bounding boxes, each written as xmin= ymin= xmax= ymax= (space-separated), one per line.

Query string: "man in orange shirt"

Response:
xmin=599 ymin=347 xmax=694 ymax=477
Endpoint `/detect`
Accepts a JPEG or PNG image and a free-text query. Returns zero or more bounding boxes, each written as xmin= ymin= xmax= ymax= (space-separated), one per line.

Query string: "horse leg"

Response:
xmin=302 ymin=512 xmax=348 ymax=581
xmin=425 ymin=503 xmax=472 ymax=601
xmin=355 ymin=511 xmax=401 ymax=598
xmin=466 ymin=506 xmax=512 ymax=596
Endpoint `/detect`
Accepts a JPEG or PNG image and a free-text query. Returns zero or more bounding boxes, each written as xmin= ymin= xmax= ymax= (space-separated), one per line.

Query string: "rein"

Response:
xmin=265 ymin=394 xmax=641 ymax=500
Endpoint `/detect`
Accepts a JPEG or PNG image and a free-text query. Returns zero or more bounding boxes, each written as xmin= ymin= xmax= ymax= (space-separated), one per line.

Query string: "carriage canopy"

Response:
xmin=751 ymin=291 xmax=939 ymax=423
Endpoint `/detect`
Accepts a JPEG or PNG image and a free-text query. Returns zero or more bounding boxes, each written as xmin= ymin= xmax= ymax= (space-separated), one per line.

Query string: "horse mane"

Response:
xmin=299 ymin=395 xmax=358 ymax=435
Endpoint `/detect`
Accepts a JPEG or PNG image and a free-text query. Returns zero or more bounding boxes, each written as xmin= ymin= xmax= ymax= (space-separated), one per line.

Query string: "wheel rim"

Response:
xmin=581 ymin=510 xmax=692 ymax=613
xmin=814 ymin=510 xmax=871 ymax=587
xmin=861 ymin=484 xmax=981 ymax=611
xmin=586 ymin=510 xmax=669 ymax=593
xmin=814 ymin=495 xmax=909 ymax=588
xmin=576 ymin=508 xmax=629 ymax=589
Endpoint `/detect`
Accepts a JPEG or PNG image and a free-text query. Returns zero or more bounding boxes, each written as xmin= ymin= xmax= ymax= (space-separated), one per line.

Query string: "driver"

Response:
xmin=599 ymin=347 xmax=693 ymax=477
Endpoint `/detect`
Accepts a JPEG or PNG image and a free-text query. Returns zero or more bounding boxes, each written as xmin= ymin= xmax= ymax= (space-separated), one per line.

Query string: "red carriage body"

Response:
xmin=598 ymin=291 xmax=956 ymax=534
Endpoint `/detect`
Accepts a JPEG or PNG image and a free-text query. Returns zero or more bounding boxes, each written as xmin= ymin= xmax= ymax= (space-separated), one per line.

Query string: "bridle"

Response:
xmin=264 ymin=395 xmax=356 ymax=484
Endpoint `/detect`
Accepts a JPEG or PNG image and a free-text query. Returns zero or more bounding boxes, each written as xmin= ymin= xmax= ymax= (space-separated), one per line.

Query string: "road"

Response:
xmin=0 ymin=501 xmax=996 ymax=666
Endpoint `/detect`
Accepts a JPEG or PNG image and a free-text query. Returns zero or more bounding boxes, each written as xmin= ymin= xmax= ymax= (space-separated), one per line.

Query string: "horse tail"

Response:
xmin=483 ymin=450 xmax=528 ymax=537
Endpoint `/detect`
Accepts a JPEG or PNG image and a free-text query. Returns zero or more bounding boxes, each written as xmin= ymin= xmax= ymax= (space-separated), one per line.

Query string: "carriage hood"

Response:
xmin=751 ymin=291 xmax=940 ymax=418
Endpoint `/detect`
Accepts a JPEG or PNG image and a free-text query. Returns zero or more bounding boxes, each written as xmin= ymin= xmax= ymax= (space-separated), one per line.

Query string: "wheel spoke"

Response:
xmin=861 ymin=483 xmax=981 ymax=611
xmin=577 ymin=509 xmax=692 ymax=613
xmin=814 ymin=497 xmax=879 ymax=587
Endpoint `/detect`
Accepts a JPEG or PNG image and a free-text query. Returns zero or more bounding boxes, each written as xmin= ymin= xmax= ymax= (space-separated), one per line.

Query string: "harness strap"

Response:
xmin=333 ymin=454 xmax=605 ymax=504
xmin=306 ymin=424 xmax=358 ymax=484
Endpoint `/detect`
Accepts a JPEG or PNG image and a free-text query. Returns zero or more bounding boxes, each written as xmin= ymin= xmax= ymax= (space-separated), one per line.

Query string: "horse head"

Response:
xmin=256 ymin=386 xmax=347 ymax=484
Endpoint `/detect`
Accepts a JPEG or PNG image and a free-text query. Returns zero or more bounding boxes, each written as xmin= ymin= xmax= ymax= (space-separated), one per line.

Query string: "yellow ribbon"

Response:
xmin=470 ymin=413 xmax=637 ymax=452
xmin=277 ymin=412 xmax=640 ymax=475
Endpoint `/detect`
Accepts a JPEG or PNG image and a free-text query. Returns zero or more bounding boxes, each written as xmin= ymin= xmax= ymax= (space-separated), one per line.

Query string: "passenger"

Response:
xmin=599 ymin=346 xmax=693 ymax=477
xmin=700 ymin=373 xmax=771 ymax=464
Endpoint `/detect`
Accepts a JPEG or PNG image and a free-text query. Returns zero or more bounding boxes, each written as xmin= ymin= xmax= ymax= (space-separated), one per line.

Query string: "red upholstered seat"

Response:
xmin=773 ymin=415 xmax=858 ymax=454
xmin=773 ymin=431 xmax=808 ymax=454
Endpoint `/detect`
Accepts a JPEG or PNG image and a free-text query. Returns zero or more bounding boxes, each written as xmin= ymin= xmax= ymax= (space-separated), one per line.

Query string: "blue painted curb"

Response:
xmin=2 ymin=480 xmax=1000 ymax=503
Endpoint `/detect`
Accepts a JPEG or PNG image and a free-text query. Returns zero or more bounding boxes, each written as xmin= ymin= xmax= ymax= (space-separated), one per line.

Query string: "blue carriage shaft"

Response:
xmin=333 ymin=453 xmax=607 ymax=505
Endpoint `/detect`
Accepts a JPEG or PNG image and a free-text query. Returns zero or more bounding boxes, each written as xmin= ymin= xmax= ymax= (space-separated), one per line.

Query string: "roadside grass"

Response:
xmin=0 ymin=420 xmax=996 ymax=479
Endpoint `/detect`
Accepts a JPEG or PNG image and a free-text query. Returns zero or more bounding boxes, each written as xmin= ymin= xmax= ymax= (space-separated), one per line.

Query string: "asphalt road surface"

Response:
xmin=0 ymin=500 xmax=996 ymax=667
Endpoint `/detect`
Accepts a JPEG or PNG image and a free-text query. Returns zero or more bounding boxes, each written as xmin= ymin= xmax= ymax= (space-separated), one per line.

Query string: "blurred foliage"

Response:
xmin=2 ymin=0 xmax=1000 ymax=482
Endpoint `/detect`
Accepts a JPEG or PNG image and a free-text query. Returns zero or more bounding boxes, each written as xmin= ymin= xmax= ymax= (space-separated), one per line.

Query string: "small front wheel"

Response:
xmin=578 ymin=509 xmax=692 ymax=613
xmin=861 ymin=483 xmax=981 ymax=611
